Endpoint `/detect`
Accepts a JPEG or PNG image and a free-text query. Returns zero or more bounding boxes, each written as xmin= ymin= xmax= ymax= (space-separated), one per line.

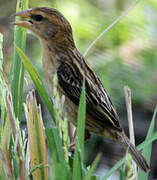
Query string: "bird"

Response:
xmin=12 ymin=7 xmax=150 ymax=173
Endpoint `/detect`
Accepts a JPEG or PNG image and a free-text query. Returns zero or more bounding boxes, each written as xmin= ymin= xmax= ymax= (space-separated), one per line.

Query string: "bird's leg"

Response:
xmin=69 ymin=130 xmax=90 ymax=152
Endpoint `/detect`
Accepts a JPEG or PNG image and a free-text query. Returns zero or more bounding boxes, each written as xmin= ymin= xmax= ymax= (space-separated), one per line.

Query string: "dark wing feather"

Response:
xmin=57 ymin=62 xmax=122 ymax=131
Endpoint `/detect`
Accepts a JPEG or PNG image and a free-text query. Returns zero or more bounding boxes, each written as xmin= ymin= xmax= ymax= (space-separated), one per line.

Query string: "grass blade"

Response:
xmin=15 ymin=45 xmax=56 ymax=123
xmin=84 ymin=154 xmax=101 ymax=180
xmin=10 ymin=0 xmax=28 ymax=119
xmin=46 ymin=128 xmax=65 ymax=163
xmin=45 ymin=128 xmax=70 ymax=180
xmin=72 ymin=82 xmax=86 ymax=180
xmin=138 ymin=106 xmax=157 ymax=179
xmin=77 ymin=82 xmax=86 ymax=153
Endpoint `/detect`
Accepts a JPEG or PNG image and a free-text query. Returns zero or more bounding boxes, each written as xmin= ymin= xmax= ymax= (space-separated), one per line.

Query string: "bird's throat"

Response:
xmin=41 ymin=40 xmax=60 ymax=96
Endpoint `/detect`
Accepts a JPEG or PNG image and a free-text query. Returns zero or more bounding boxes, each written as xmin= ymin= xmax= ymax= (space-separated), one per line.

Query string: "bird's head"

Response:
xmin=12 ymin=7 xmax=75 ymax=47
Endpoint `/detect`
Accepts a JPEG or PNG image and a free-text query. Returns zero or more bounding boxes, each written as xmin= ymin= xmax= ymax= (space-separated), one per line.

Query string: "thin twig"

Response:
xmin=124 ymin=86 xmax=137 ymax=179
xmin=84 ymin=0 xmax=140 ymax=57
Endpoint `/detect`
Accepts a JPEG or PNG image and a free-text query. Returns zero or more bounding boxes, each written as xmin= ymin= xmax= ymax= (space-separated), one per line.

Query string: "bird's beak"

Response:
xmin=12 ymin=9 xmax=33 ymax=29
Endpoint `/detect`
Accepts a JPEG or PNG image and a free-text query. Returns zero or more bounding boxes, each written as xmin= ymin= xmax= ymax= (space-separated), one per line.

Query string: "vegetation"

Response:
xmin=0 ymin=0 xmax=157 ymax=179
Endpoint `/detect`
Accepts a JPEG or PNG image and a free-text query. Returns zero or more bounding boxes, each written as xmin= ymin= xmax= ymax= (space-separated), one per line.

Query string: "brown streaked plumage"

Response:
xmin=12 ymin=7 xmax=150 ymax=173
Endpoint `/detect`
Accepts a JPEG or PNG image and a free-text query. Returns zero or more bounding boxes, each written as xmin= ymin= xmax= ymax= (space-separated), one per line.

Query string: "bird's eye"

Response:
xmin=31 ymin=14 xmax=43 ymax=21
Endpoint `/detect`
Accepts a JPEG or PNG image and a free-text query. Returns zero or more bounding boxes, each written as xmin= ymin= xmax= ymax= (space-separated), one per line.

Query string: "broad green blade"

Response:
xmin=76 ymin=82 xmax=86 ymax=153
xmin=15 ymin=45 xmax=56 ymax=123
xmin=10 ymin=0 xmax=28 ymax=120
xmin=138 ymin=106 xmax=157 ymax=179
xmin=45 ymin=128 xmax=70 ymax=180
xmin=46 ymin=128 xmax=65 ymax=162
xmin=72 ymin=82 xmax=86 ymax=180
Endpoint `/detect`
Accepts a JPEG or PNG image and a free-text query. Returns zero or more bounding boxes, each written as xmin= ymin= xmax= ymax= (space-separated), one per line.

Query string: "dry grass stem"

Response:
xmin=6 ymin=96 xmax=26 ymax=180
xmin=84 ymin=0 xmax=140 ymax=57
xmin=124 ymin=86 xmax=137 ymax=179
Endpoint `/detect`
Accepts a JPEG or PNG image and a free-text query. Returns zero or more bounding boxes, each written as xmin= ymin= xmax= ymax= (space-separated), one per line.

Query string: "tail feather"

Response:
xmin=121 ymin=134 xmax=150 ymax=173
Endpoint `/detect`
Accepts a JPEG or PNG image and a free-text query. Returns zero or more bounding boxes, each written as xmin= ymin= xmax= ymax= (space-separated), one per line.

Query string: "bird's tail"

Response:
xmin=120 ymin=133 xmax=150 ymax=173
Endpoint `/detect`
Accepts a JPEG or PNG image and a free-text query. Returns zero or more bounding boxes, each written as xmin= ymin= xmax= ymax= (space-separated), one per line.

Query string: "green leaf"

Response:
xmin=45 ymin=128 xmax=65 ymax=163
xmin=72 ymin=82 xmax=86 ymax=180
xmin=102 ymin=157 xmax=126 ymax=180
xmin=137 ymin=132 xmax=157 ymax=151
xmin=15 ymin=45 xmax=56 ymax=123
xmin=84 ymin=154 xmax=101 ymax=180
xmin=138 ymin=106 xmax=157 ymax=179
xmin=77 ymin=82 xmax=86 ymax=153
xmin=46 ymin=128 xmax=70 ymax=180
xmin=10 ymin=0 xmax=28 ymax=120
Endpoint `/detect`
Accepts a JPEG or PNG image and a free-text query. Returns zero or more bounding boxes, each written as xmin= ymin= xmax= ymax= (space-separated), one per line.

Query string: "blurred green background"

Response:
xmin=1 ymin=0 xmax=157 ymax=179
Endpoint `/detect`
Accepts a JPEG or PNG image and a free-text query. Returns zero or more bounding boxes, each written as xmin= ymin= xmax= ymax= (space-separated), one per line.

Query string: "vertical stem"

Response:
xmin=84 ymin=0 xmax=140 ymax=57
xmin=124 ymin=86 xmax=137 ymax=178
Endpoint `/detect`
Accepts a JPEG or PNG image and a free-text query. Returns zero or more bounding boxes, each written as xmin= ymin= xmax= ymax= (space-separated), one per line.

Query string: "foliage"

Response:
xmin=0 ymin=0 xmax=157 ymax=180
xmin=10 ymin=0 xmax=28 ymax=120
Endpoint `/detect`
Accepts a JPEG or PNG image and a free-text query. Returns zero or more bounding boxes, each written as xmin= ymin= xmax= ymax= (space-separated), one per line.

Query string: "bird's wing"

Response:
xmin=57 ymin=62 xmax=122 ymax=131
